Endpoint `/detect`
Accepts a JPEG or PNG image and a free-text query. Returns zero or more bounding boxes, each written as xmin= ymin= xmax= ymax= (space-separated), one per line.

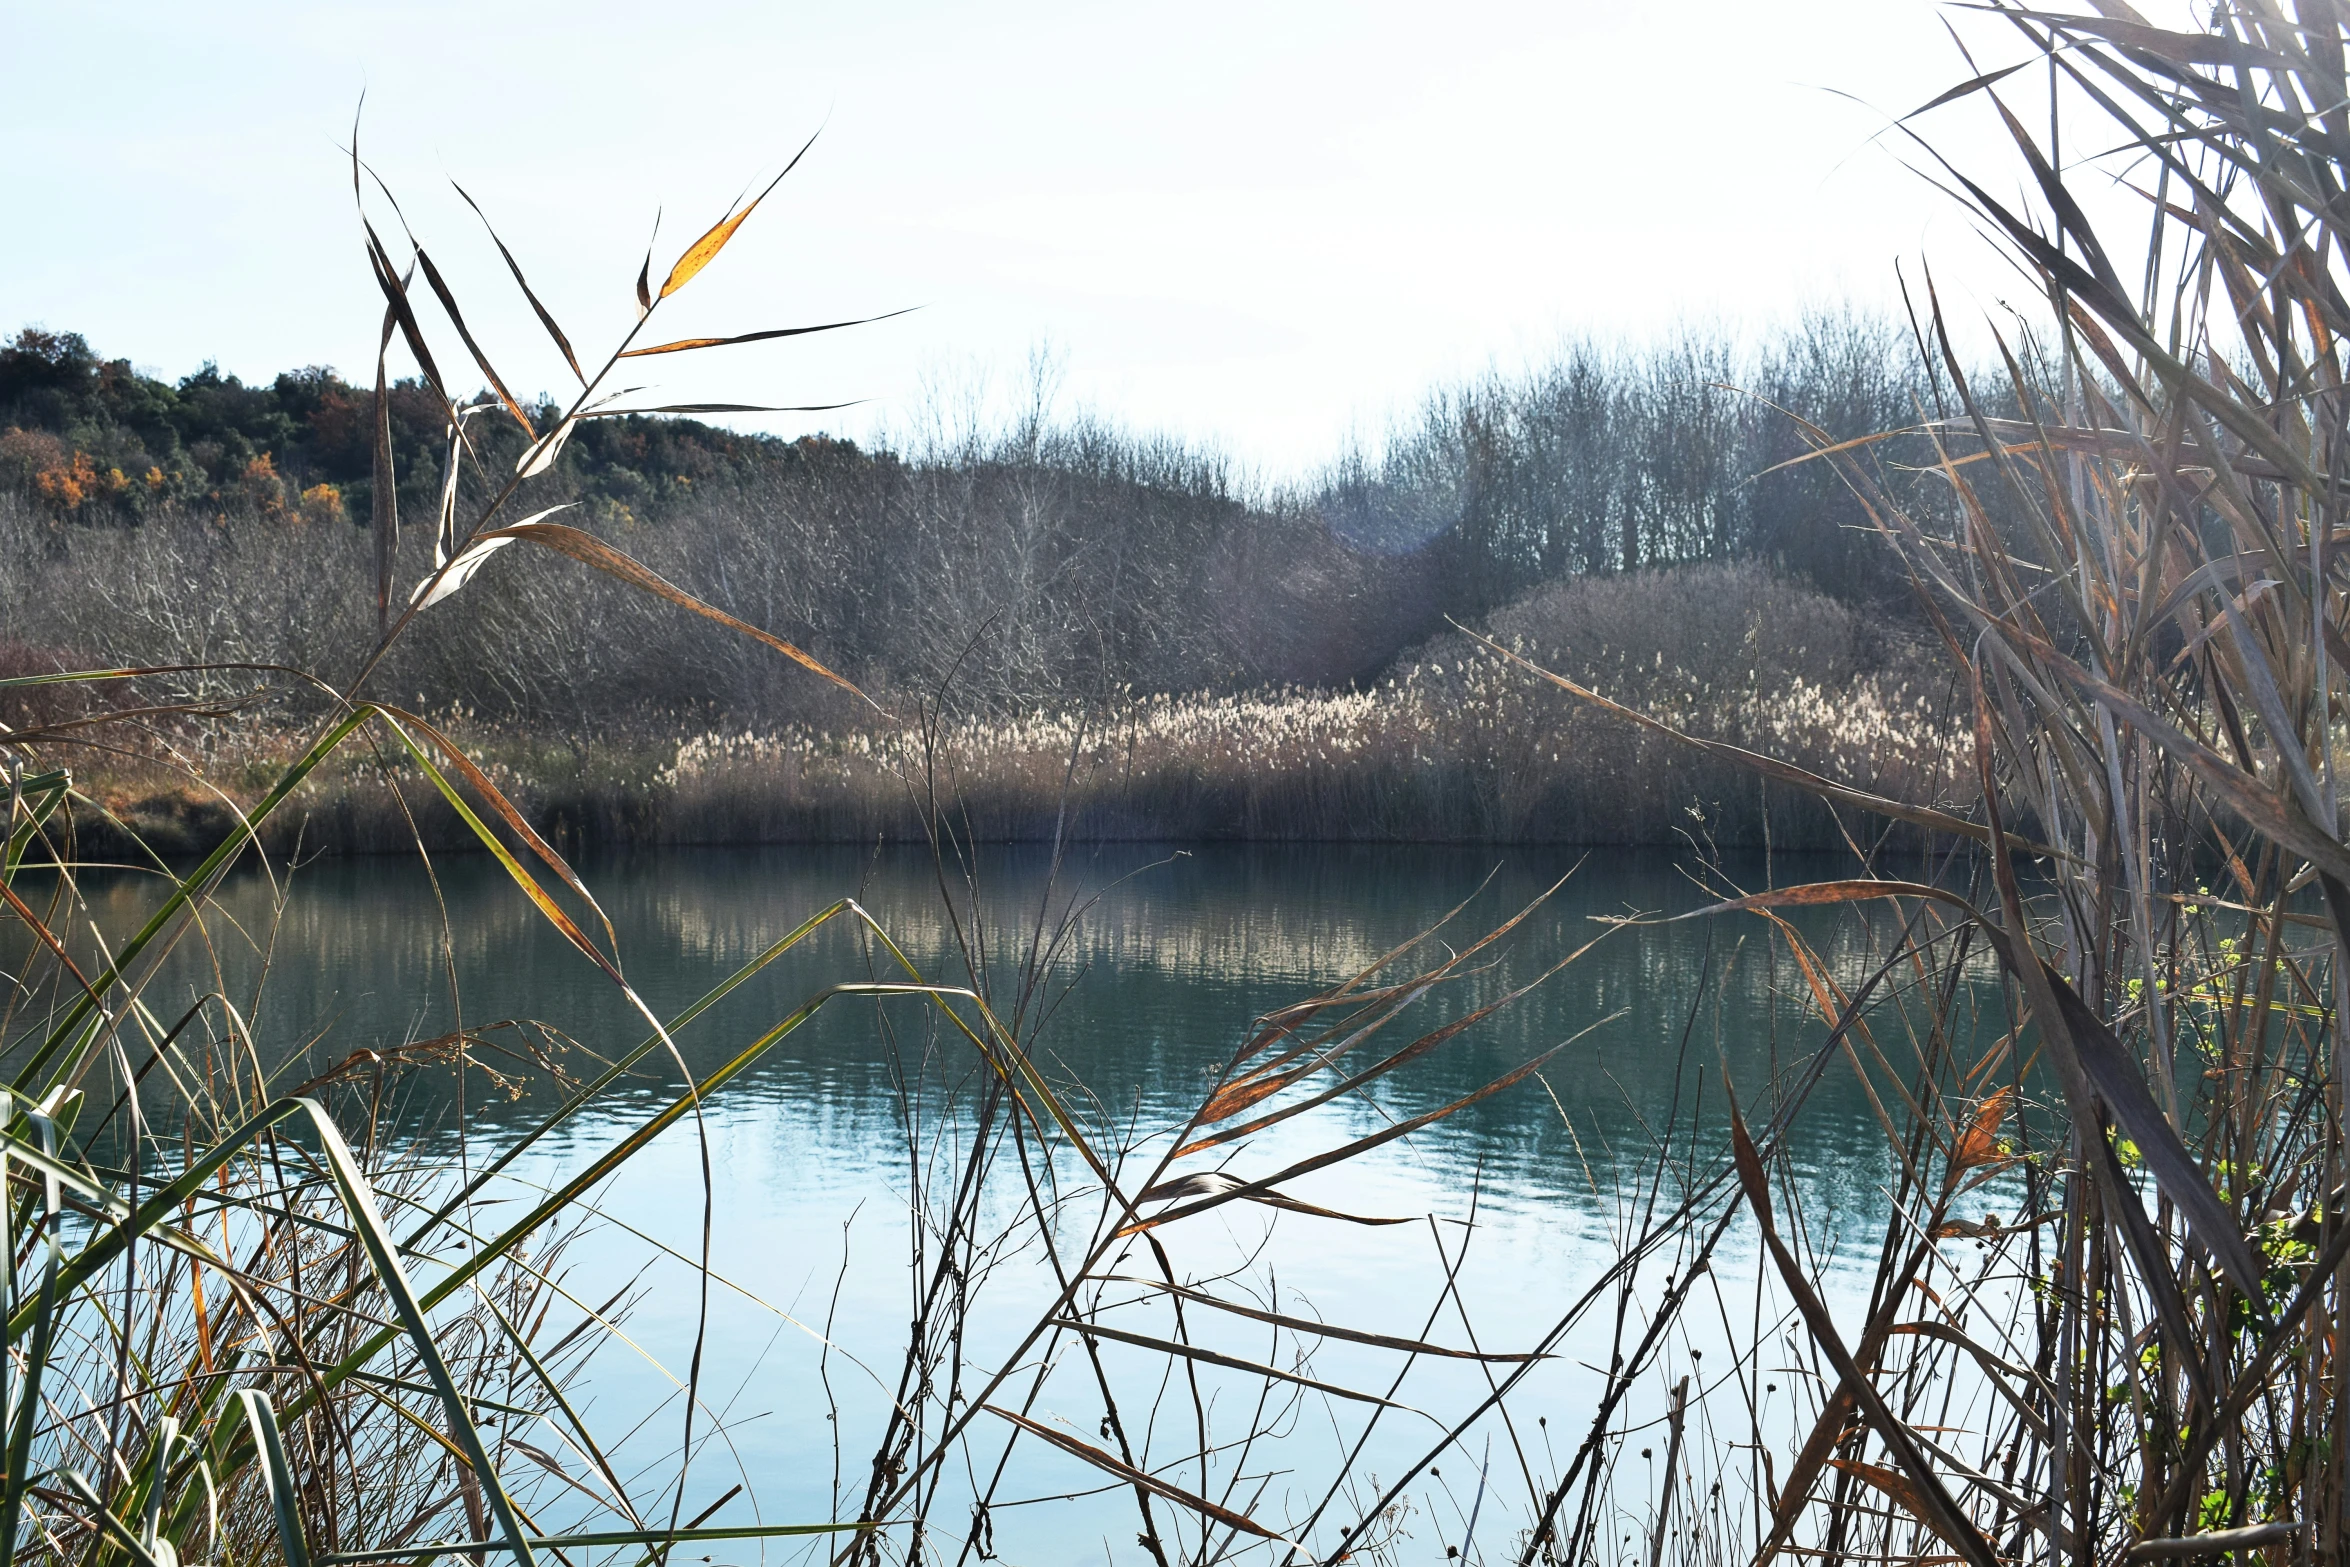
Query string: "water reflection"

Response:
xmin=112 ymin=846 xmax=1943 ymax=1190
xmin=46 ymin=844 xmax=2003 ymax=1564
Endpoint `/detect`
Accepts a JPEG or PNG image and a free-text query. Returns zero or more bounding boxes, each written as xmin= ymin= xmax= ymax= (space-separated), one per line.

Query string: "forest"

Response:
xmin=0 ymin=312 xmax=1943 ymax=723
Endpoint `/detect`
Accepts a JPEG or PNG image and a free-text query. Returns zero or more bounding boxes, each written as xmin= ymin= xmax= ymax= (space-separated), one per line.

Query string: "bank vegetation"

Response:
xmin=5 ymin=3 xmax=2342 ymax=1564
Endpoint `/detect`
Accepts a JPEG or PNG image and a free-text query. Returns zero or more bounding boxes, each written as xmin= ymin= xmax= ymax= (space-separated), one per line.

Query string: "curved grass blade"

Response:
xmin=1096 ymin=1279 xmax=1546 ymax=1362
xmin=1053 ymin=1318 xmax=1408 ymax=1408
xmin=617 ymin=309 xmax=914 ymax=359
xmin=1728 ymin=1102 xmax=1998 ymax=1567
xmin=513 ymin=415 xmax=576 ymax=479
xmin=365 ymin=231 xmax=457 ymax=416
xmin=134 ymin=1416 xmax=180 ymax=1552
xmin=299 ymin=1103 xmax=538 ymax=1567
xmin=2 ymin=769 xmax=70 ymax=883
xmin=462 ymin=520 xmax=868 ymax=698
xmin=1134 ymin=1037 xmax=1577 ymax=1233
xmin=374 ymin=708 xmax=619 ymax=977
xmin=1178 ymin=968 xmax=1616 ymax=1159
xmin=236 ymin=1391 xmax=312 ymax=1567
xmin=1824 ymin=1459 xmax=1987 ymax=1562
xmin=658 ymin=131 xmax=818 ymax=300
xmin=411 ymin=506 xmax=575 ymax=610
xmin=0 ymin=1246 xmax=58 ymax=1565
xmin=372 ymin=298 xmax=399 ymax=629
xmin=982 ymin=1406 xmax=1294 ymax=1545
xmin=476 ymin=1296 xmax=640 ymax=1529
xmin=453 ymin=182 xmax=584 ymax=385
xmin=57 ymin=1471 xmax=168 ymax=1567
xmin=1197 ymin=874 xmax=1570 ymax=1126
xmin=413 ymin=247 xmax=535 ymax=437
xmin=0 ymin=880 xmax=110 ymax=1016
xmin=1887 ymin=1322 xmax=2049 ymax=1441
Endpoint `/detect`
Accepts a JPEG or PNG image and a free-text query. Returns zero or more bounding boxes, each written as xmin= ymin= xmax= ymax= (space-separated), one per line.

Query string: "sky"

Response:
xmin=2 ymin=1 xmax=2058 ymax=476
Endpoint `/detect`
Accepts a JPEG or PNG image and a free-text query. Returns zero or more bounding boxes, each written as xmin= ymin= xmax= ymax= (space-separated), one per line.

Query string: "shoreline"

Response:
xmin=61 ymin=702 xmax=1964 ymax=863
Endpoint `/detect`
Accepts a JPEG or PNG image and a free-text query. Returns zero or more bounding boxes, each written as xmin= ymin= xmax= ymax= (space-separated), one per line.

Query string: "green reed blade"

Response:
xmin=58 ymin=1470 xmax=167 ymax=1567
xmin=236 ymin=1392 xmax=311 ymax=1567
xmin=0 ymin=1249 xmax=56 ymax=1567
xmin=296 ymin=1100 xmax=537 ymax=1567
xmin=135 ymin=1419 xmax=179 ymax=1552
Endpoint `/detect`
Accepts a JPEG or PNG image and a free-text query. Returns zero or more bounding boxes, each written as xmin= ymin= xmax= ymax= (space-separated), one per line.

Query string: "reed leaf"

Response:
xmin=452 ymin=183 xmax=584 ymax=385
xmin=657 ymin=130 xmax=816 ymax=299
xmin=980 ymin=1407 xmax=1293 ymax=1544
xmin=235 ymin=1393 xmax=311 ymax=1567
xmin=1050 ymin=1319 xmax=1409 ymax=1408
xmin=457 ymin=520 xmax=864 ymax=696
xmin=617 ymin=310 xmax=913 ymax=359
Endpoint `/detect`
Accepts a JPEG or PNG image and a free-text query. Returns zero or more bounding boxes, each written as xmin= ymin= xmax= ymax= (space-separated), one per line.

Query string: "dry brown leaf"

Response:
xmin=1951 ymin=1086 xmax=2014 ymax=1169
xmin=413 ymin=506 xmax=575 ymax=610
xmin=1828 ymin=1459 xmax=1987 ymax=1559
xmin=982 ymin=1406 xmax=1295 ymax=1544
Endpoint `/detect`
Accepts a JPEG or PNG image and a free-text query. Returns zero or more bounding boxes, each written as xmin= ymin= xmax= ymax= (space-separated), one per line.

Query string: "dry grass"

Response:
xmin=0 ymin=120 xmax=1723 ymax=1567
xmin=17 ymin=5 xmax=2350 ymax=1562
xmin=47 ymin=562 xmax=1967 ymax=856
xmin=1471 ymin=5 xmax=2350 ymax=1559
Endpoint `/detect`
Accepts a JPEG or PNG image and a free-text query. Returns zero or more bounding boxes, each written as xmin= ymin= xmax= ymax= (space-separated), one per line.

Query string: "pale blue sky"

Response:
xmin=3 ymin=1 xmax=2038 ymax=474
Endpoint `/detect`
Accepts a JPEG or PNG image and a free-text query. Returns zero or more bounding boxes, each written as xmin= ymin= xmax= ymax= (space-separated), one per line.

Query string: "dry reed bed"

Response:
xmin=54 ymin=559 xmax=1969 ymax=855
xmin=54 ymin=650 xmax=1965 ymax=856
xmin=651 ymin=649 xmax=1964 ymax=846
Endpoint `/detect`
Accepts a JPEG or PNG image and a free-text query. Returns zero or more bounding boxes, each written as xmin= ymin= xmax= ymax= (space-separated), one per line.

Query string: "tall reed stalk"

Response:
xmin=0 ymin=130 xmax=910 ymax=1567
xmin=1466 ymin=4 xmax=2350 ymax=1558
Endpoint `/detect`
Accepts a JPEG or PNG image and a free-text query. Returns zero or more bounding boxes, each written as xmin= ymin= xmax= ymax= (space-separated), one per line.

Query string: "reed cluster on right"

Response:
xmin=1528 ymin=4 xmax=2350 ymax=1557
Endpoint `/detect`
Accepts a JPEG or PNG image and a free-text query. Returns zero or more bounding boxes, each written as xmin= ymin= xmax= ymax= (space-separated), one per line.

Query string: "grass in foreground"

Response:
xmin=1478 ymin=5 xmax=2350 ymax=1557
xmin=0 ymin=132 xmax=1662 ymax=1567
xmin=11 ymin=4 xmax=2350 ymax=1562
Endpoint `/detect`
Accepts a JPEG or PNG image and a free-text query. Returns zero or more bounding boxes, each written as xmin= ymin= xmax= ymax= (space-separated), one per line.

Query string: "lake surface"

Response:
xmin=89 ymin=844 xmax=2006 ymax=1565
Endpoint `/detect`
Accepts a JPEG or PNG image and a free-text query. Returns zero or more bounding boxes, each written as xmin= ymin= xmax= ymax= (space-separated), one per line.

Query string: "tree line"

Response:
xmin=0 ymin=312 xmax=1957 ymax=730
xmin=0 ymin=326 xmax=826 ymax=529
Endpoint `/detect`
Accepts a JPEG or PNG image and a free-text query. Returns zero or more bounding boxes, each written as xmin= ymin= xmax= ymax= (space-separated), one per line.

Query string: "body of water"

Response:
xmin=81 ymin=843 xmax=2004 ymax=1565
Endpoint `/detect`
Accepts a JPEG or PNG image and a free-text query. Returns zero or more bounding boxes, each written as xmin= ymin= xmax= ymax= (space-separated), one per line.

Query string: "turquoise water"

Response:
xmin=85 ymin=844 xmax=1997 ymax=1565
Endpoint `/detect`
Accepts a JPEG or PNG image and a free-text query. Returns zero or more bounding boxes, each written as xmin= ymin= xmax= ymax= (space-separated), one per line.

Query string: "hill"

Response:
xmin=0 ymin=325 xmax=855 ymax=531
